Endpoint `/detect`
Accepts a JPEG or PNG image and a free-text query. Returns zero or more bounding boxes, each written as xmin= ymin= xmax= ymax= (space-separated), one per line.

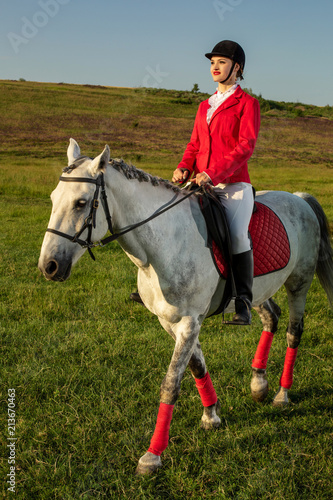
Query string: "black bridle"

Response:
xmin=46 ymin=173 xmax=113 ymax=261
xmin=46 ymin=172 xmax=202 ymax=261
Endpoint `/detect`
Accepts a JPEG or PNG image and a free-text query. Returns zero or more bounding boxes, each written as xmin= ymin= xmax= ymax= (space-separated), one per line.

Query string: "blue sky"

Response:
xmin=1 ymin=0 xmax=332 ymax=106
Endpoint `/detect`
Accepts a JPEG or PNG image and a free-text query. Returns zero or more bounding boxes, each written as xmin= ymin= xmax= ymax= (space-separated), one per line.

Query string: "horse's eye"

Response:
xmin=76 ymin=199 xmax=87 ymax=209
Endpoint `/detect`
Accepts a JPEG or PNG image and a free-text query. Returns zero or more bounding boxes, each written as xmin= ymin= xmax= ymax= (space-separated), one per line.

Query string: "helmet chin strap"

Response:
xmin=220 ymin=60 xmax=236 ymax=84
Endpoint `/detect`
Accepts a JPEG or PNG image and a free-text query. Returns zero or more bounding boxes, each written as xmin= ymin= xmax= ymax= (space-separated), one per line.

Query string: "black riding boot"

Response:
xmin=231 ymin=250 xmax=253 ymax=325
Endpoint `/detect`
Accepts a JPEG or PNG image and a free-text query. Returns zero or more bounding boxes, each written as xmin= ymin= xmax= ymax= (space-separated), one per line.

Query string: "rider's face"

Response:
xmin=210 ymin=56 xmax=239 ymax=85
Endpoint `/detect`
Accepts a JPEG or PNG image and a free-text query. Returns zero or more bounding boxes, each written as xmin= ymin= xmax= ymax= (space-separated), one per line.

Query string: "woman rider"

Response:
xmin=172 ymin=40 xmax=260 ymax=325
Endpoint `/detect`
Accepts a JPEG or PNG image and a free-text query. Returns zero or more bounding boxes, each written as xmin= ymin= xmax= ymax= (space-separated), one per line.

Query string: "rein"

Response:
xmin=46 ymin=172 xmax=202 ymax=260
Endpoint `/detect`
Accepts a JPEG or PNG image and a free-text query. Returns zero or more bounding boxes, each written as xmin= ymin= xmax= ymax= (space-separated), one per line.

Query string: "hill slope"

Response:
xmin=1 ymin=79 xmax=332 ymax=163
xmin=0 ymin=79 xmax=332 ymax=224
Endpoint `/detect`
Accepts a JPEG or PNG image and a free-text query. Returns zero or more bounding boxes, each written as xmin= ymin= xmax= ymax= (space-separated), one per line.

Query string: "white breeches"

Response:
xmin=213 ymin=182 xmax=254 ymax=254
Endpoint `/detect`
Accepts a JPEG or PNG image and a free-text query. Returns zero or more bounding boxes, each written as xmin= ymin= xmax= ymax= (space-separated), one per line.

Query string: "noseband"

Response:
xmin=46 ymin=172 xmax=113 ymax=260
xmin=46 ymin=171 xmax=202 ymax=261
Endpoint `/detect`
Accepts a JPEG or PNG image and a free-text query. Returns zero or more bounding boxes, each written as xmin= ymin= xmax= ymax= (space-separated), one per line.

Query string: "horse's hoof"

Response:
xmin=272 ymin=386 xmax=289 ymax=407
xmin=201 ymin=417 xmax=221 ymax=430
xmin=200 ymin=400 xmax=221 ymax=429
xmin=251 ymin=368 xmax=269 ymax=402
xmin=135 ymin=452 xmax=162 ymax=475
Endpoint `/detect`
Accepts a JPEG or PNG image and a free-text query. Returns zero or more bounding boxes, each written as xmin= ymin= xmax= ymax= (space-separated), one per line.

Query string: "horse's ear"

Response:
xmin=89 ymin=145 xmax=110 ymax=176
xmin=67 ymin=138 xmax=81 ymax=166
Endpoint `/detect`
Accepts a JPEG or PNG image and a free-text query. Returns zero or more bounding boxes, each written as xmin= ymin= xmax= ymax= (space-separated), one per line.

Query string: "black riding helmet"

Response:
xmin=205 ymin=40 xmax=245 ymax=83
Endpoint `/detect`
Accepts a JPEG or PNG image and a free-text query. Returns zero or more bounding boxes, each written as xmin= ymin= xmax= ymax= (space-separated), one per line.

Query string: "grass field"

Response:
xmin=0 ymin=80 xmax=332 ymax=499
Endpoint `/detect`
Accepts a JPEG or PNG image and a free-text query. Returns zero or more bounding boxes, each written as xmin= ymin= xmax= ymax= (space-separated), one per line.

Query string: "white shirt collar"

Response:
xmin=207 ymin=84 xmax=239 ymax=124
xmin=215 ymin=83 xmax=239 ymax=98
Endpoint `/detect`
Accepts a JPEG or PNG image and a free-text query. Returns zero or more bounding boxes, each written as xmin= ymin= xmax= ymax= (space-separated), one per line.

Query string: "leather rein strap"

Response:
xmin=46 ymin=173 xmax=201 ymax=260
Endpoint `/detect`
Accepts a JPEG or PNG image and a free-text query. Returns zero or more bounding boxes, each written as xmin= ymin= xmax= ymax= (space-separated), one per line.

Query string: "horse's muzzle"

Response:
xmin=38 ymin=257 xmax=72 ymax=282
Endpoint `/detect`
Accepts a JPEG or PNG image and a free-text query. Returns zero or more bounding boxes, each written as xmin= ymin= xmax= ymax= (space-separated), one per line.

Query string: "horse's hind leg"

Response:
xmin=188 ymin=342 xmax=221 ymax=429
xmin=251 ymin=299 xmax=281 ymax=402
xmin=273 ymin=277 xmax=310 ymax=406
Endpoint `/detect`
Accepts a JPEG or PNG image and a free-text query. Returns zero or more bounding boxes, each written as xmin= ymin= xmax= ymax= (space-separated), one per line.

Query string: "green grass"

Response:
xmin=0 ymin=80 xmax=333 ymax=499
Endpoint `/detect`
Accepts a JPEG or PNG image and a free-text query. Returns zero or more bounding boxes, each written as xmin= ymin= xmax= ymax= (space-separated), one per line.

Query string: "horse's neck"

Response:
xmin=107 ymin=168 xmax=169 ymax=224
xmin=106 ymin=168 xmax=183 ymax=266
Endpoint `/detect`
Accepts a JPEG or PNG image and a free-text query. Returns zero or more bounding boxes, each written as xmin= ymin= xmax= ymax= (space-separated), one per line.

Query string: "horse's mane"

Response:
xmin=62 ymin=156 xmax=92 ymax=174
xmin=63 ymin=156 xmax=183 ymax=194
xmin=110 ymin=158 xmax=182 ymax=193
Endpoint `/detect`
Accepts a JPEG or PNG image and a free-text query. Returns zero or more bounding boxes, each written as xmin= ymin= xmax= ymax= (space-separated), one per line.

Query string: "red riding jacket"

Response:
xmin=177 ymin=86 xmax=260 ymax=185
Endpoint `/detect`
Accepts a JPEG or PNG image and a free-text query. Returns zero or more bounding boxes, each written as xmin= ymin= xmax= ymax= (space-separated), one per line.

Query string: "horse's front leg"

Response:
xmin=188 ymin=342 xmax=221 ymax=429
xmin=136 ymin=316 xmax=200 ymax=475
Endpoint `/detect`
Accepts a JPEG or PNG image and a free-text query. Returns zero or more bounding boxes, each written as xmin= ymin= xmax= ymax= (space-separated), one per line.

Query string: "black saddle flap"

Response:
xmin=199 ymin=187 xmax=235 ymax=316
xmin=199 ymin=188 xmax=233 ymax=265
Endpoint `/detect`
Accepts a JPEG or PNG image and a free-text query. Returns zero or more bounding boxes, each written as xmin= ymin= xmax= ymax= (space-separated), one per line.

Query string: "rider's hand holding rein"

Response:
xmin=172 ymin=168 xmax=189 ymax=183
xmin=172 ymin=169 xmax=211 ymax=186
xmin=190 ymin=172 xmax=211 ymax=186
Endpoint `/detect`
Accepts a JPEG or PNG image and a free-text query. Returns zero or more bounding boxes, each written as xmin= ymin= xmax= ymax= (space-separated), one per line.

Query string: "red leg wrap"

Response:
xmin=252 ymin=330 xmax=274 ymax=369
xmin=280 ymin=347 xmax=298 ymax=389
xmin=195 ymin=371 xmax=218 ymax=407
xmin=147 ymin=403 xmax=174 ymax=456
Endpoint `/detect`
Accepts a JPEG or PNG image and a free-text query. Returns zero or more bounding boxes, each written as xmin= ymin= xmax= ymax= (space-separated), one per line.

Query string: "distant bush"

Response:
xmin=243 ymin=88 xmax=333 ymax=119
xmin=134 ymin=86 xmax=333 ymax=120
xmin=135 ymin=87 xmax=210 ymax=104
xmin=83 ymin=84 xmax=107 ymax=90
xmin=170 ymin=98 xmax=193 ymax=105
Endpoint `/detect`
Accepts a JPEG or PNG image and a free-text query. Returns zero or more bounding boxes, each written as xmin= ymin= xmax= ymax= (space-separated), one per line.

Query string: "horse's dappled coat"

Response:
xmin=38 ymin=139 xmax=333 ymax=474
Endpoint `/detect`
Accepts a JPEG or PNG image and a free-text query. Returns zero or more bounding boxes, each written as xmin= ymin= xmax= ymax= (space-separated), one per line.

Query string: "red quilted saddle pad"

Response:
xmin=212 ymin=202 xmax=290 ymax=278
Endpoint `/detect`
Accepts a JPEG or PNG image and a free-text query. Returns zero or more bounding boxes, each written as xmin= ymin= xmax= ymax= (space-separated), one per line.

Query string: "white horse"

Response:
xmin=39 ymin=139 xmax=333 ymax=474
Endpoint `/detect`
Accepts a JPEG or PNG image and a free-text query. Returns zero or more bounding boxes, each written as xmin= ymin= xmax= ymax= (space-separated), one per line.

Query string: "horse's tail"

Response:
xmin=294 ymin=192 xmax=333 ymax=308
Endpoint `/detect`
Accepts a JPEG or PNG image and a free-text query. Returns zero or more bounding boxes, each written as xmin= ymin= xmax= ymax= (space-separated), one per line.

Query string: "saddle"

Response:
xmin=199 ymin=187 xmax=290 ymax=317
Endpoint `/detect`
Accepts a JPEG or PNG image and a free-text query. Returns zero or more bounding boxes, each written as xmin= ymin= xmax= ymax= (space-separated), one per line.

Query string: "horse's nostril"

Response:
xmin=45 ymin=260 xmax=58 ymax=277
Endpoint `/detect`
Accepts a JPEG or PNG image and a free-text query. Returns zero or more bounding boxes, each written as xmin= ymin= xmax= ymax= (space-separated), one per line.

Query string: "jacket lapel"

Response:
xmin=201 ymin=99 xmax=211 ymax=133
xmin=209 ymin=87 xmax=243 ymax=125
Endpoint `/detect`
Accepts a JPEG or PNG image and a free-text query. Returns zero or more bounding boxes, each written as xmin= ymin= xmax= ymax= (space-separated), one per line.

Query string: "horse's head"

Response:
xmin=38 ymin=139 xmax=110 ymax=281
